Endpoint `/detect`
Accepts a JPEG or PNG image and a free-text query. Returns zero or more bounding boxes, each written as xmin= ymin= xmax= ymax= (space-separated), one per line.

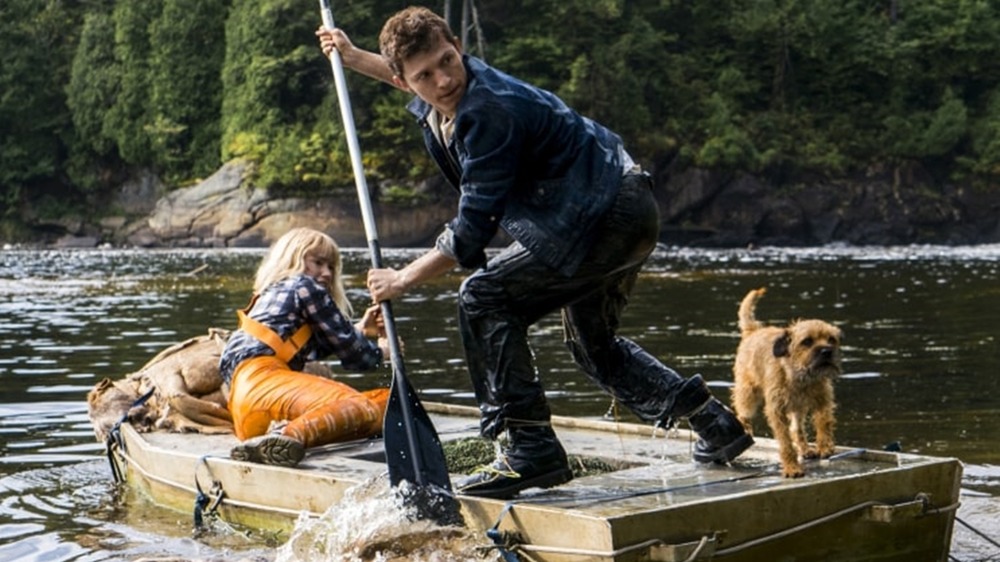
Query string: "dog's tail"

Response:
xmin=738 ymin=287 xmax=767 ymax=335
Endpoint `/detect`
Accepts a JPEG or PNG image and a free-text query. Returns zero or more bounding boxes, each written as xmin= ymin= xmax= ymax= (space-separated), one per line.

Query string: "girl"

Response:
xmin=220 ymin=227 xmax=391 ymax=467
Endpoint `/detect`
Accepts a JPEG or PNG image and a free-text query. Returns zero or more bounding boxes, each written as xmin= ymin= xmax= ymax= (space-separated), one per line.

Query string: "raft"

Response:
xmin=109 ymin=402 xmax=961 ymax=562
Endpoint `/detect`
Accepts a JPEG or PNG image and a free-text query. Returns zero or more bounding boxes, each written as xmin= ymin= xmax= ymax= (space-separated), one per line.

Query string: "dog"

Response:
xmin=87 ymin=328 xmax=235 ymax=442
xmin=731 ymin=287 xmax=842 ymax=478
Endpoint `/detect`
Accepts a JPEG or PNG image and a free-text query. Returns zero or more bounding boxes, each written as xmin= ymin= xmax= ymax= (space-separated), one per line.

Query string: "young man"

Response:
xmin=317 ymin=6 xmax=753 ymax=499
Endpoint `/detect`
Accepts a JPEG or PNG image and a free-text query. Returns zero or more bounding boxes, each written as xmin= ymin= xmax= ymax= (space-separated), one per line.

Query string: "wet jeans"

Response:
xmin=458 ymin=173 xmax=690 ymax=439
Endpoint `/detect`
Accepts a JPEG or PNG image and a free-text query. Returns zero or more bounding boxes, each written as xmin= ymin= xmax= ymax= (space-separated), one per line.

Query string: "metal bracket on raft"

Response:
xmin=648 ymin=533 xmax=721 ymax=561
xmin=863 ymin=494 xmax=931 ymax=523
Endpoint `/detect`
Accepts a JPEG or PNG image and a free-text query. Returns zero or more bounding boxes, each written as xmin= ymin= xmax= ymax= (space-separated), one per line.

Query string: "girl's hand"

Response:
xmin=355 ymin=304 xmax=384 ymax=338
xmin=378 ymin=335 xmax=404 ymax=360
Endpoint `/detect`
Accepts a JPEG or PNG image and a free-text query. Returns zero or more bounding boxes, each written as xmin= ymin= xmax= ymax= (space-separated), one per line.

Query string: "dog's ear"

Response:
xmin=772 ymin=332 xmax=791 ymax=357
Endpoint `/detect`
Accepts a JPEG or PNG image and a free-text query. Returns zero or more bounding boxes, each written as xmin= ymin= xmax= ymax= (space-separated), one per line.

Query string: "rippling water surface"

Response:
xmin=1 ymin=245 xmax=998 ymax=561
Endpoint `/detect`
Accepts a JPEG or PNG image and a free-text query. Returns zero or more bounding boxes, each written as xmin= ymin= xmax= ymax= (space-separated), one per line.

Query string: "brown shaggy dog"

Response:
xmin=87 ymin=328 xmax=234 ymax=442
xmin=731 ymin=288 xmax=843 ymax=478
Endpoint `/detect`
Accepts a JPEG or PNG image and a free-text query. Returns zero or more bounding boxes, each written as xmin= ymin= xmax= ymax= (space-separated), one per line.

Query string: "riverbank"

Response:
xmin=13 ymin=159 xmax=1000 ymax=250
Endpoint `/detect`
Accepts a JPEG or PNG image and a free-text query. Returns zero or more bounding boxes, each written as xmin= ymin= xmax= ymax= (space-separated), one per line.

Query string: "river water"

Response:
xmin=0 ymin=245 xmax=998 ymax=561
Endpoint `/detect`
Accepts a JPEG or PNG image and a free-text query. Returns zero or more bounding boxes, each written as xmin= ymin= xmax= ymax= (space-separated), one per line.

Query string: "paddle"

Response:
xmin=317 ymin=0 xmax=460 ymax=524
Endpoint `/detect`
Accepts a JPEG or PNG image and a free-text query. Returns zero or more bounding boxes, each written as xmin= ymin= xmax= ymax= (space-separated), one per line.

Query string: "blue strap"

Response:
xmin=193 ymin=455 xmax=226 ymax=530
xmin=104 ymin=386 xmax=157 ymax=483
xmin=193 ymin=455 xmax=213 ymax=529
xmin=485 ymin=502 xmax=521 ymax=562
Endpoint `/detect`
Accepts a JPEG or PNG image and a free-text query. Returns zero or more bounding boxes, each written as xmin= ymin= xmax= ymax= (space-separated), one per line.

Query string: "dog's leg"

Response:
xmin=764 ymin=402 xmax=803 ymax=478
xmin=789 ymin=410 xmax=815 ymax=459
xmin=811 ymin=403 xmax=837 ymax=458
xmin=730 ymin=374 xmax=759 ymax=434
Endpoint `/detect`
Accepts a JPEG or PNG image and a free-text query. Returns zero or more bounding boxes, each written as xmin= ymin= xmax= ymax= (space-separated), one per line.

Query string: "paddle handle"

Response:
xmin=319 ymin=3 xmax=381 ymax=262
xmin=318 ymin=0 xmax=428 ymax=485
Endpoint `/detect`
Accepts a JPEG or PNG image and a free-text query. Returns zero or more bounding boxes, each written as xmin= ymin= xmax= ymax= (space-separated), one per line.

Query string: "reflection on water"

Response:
xmin=0 ymin=245 xmax=998 ymax=561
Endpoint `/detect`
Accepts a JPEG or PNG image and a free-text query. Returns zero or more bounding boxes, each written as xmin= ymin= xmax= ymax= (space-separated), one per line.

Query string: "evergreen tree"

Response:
xmin=0 ymin=0 xmax=84 ymax=225
xmin=147 ymin=0 xmax=228 ymax=181
xmin=107 ymin=0 xmax=162 ymax=168
xmin=65 ymin=9 xmax=120 ymax=192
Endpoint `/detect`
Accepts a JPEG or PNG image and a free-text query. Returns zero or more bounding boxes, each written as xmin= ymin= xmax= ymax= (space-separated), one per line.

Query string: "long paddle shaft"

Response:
xmin=318 ymin=0 xmax=452 ymax=494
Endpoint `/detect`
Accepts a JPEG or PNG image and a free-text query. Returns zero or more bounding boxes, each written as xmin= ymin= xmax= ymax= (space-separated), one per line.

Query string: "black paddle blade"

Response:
xmin=384 ymin=373 xmax=462 ymax=525
xmin=396 ymin=479 xmax=465 ymax=527
xmin=383 ymin=374 xmax=451 ymax=489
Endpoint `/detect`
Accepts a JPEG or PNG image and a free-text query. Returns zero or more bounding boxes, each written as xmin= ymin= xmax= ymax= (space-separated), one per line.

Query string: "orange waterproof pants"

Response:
xmin=228 ymin=355 xmax=389 ymax=448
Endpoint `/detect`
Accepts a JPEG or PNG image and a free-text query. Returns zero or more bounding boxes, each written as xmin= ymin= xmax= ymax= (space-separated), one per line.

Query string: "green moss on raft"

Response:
xmin=441 ymin=437 xmax=626 ymax=477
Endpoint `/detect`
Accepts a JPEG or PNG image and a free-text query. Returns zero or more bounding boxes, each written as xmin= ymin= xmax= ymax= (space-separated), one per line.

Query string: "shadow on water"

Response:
xmin=0 ymin=245 xmax=998 ymax=561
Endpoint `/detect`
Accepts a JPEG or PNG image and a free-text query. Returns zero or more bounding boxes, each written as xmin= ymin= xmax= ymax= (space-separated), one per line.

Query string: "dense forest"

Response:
xmin=3 ymin=0 xmax=1000 ymax=242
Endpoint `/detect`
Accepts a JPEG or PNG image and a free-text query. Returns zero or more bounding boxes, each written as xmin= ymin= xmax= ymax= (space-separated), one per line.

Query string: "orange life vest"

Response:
xmin=236 ymin=295 xmax=312 ymax=363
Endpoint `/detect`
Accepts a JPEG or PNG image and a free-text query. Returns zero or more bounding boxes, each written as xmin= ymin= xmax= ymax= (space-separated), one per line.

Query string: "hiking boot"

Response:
xmin=667 ymin=374 xmax=754 ymax=464
xmin=457 ymin=426 xmax=573 ymax=499
xmin=230 ymin=434 xmax=305 ymax=467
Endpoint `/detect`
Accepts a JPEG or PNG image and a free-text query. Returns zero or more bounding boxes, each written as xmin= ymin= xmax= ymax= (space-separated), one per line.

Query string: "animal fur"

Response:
xmin=731 ymin=288 xmax=843 ymax=478
xmin=87 ymin=328 xmax=339 ymax=442
xmin=87 ymin=328 xmax=234 ymax=442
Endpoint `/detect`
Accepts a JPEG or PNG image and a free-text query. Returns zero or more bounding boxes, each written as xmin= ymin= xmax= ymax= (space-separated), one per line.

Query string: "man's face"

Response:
xmin=394 ymin=34 xmax=467 ymax=118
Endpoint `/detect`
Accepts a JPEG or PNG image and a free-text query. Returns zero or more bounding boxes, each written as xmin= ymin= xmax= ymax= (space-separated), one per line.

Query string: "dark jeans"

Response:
xmin=458 ymin=173 xmax=689 ymax=440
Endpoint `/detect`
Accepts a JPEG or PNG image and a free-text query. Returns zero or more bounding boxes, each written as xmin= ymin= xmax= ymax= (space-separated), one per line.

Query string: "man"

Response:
xmin=317 ymin=6 xmax=753 ymax=500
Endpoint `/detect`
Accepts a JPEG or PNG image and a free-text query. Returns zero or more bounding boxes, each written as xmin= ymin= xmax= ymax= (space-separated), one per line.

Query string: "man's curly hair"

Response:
xmin=379 ymin=6 xmax=458 ymax=77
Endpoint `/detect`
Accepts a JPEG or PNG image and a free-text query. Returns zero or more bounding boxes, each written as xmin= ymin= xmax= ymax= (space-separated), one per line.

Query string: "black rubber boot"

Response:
xmin=456 ymin=426 xmax=573 ymax=499
xmin=668 ymin=375 xmax=754 ymax=464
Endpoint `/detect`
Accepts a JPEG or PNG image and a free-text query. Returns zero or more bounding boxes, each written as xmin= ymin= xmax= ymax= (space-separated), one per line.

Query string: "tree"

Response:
xmin=65 ymin=9 xmax=121 ymax=192
xmin=7 ymin=0 xmax=1000 ymax=240
xmin=147 ymin=0 xmax=228 ymax=181
xmin=106 ymin=0 xmax=162 ymax=168
xmin=0 ymin=0 xmax=83 ymax=223
xmin=221 ymin=0 xmax=332 ymax=188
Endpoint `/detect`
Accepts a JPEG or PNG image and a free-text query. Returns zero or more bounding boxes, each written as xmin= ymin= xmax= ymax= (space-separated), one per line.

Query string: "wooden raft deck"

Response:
xmin=115 ymin=402 xmax=962 ymax=562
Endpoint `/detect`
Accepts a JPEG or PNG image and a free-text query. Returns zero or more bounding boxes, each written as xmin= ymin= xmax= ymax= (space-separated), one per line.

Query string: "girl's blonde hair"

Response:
xmin=254 ymin=227 xmax=353 ymax=318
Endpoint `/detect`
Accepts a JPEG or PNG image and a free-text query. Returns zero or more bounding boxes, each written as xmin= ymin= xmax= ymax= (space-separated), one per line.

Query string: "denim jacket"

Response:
xmin=407 ymin=55 xmax=626 ymax=276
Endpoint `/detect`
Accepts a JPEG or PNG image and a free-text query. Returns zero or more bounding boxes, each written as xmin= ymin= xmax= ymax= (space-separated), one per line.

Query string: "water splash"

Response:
xmin=276 ymin=476 xmax=495 ymax=562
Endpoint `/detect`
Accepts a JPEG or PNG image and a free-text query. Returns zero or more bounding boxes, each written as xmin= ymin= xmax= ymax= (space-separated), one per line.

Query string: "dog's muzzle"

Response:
xmin=809 ymin=347 xmax=841 ymax=373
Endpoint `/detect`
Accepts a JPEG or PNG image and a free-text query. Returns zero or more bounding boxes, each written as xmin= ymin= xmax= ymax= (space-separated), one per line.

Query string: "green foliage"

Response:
xmin=221 ymin=0 xmax=327 ymax=162
xmin=147 ymin=0 xmax=227 ymax=181
xmin=65 ymin=10 xmax=121 ymax=192
xmin=226 ymin=132 xmax=270 ymax=165
xmin=884 ymin=88 xmax=969 ymax=159
xmin=363 ymin=92 xmax=436 ymax=182
xmin=106 ymin=0 xmax=161 ymax=166
xmin=1 ymin=185 xmax=22 ymax=220
xmin=924 ymin=91 xmax=969 ymax=157
xmin=66 ymin=11 xmax=118 ymax=157
xmin=245 ymin=125 xmax=355 ymax=194
xmin=0 ymin=217 xmax=32 ymax=242
xmin=696 ymin=93 xmax=759 ymax=170
xmin=965 ymin=90 xmax=1000 ymax=178
xmin=0 ymin=0 xmax=78 ymax=207
xmin=380 ymin=184 xmax=431 ymax=206
xmin=7 ymin=0 xmax=1000 ymax=224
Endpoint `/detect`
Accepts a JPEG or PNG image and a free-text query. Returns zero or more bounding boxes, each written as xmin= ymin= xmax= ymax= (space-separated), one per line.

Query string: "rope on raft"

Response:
xmin=103 ymin=387 xmax=156 ymax=484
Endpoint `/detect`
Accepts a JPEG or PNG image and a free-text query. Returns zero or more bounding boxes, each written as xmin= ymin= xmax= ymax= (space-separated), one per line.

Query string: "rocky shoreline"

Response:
xmin=23 ymin=159 xmax=1000 ymax=250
